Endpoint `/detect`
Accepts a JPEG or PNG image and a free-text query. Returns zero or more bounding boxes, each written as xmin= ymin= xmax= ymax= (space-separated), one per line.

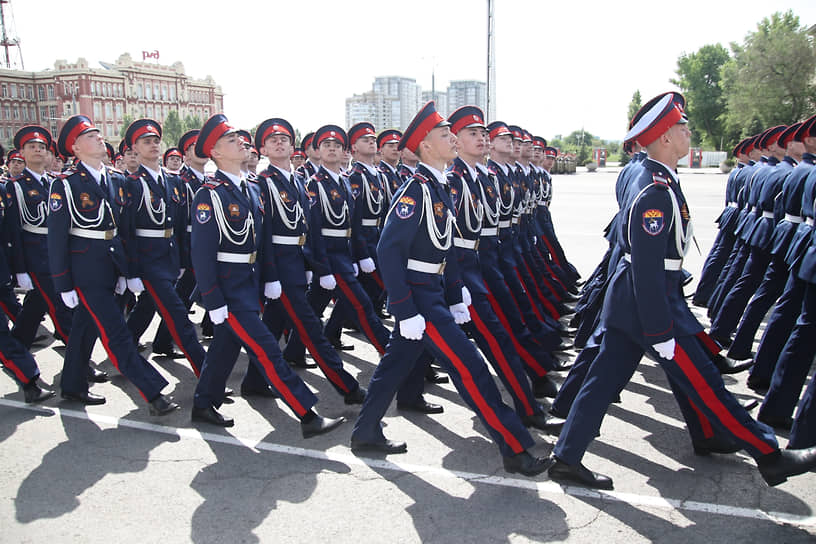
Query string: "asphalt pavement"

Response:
xmin=1 ymin=166 xmax=814 ymax=543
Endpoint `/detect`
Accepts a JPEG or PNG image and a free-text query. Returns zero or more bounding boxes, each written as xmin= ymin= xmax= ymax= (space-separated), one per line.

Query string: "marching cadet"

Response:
xmin=548 ymin=92 xmax=816 ymax=490
xmin=295 ymin=132 xmax=319 ymax=181
xmin=119 ymin=139 xmax=140 ymax=176
xmin=48 ymin=115 xmax=178 ymax=414
xmin=0 ymin=178 xmax=54 ymax=403
xmin=445 ymin=105 xmax=564 ymax=433
xmin=5 ymin=126 xmax=73 ymax=348
xmin=6 ymin=150 xmax=26 ymax=179
xmin=398 ymin=146 xmax=419 ymax=181
xmin=189 ymin=113 xmax=344 ymax=438
xmin=253 ymin=117 xmax=365 ymax=404
xmin=163 ymin=147 xmax=183 ymax=174
xmin=351 ymin=101 xmax=551 ymax=476
xmin=284 ymin=124 xmax=391 ymax=365
xmin=290 ymin=147 xmax=306 ymax=171
xmin=377 ymin=129 xmax=403 ymax=201
xmin=120 ymin=119 xmax=206 ymax=374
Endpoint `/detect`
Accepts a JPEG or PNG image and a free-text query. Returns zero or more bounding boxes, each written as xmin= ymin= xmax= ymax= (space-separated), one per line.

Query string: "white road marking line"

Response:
xmin=3 ymin=398 xmax=814 ymax=527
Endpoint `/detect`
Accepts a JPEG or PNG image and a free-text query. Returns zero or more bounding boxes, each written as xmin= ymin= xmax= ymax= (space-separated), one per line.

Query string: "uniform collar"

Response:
xmin=24 ymin=167 xmax=44 ymax=183
xmin=379 ymin=160 xmax=397 ymax=175
xmin=645 ymin=157 xmax=679 ymax=184
xmin=219 ymin=169 xmax=243 ymax=189
xmin=418 ymin=162 xmax=446 ymax=185
xmin=141 ymin=164 xmax=162 ymax=183
xmin=80 ymin=161 xmax=104 ymax=184
xmin=271 ymin=164 xmax=292 ymax=181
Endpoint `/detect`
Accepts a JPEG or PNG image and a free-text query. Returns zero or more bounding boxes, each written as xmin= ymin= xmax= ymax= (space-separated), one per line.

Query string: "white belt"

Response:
xmin=784 ymin=213 xmax=804 ymax=224
xmin=623 ymin=253 xmax=682 ymax=271
xmin=361 ymin=218 xmax=380 ymax=227
xmin=21 ymin=224 xmax=48 ymax=235
xmin=727 ymin=202 xmax=738 ymax=208
xmin=761 ymin=211 xmax=774 ymax=219
xmin=69 ymin=227 xmax=117 ymax=240
xmin=216 ymin=251 xmax=256 ymax=264
xmin=406 ymin=258 xmax=445 ymax=274
xmin=537 ymin=203 xmax=547 ymax=208
xmin=499 ymin=220 xmax=511 ymax=228
xmin=481 ymin=227 xmax=498 ymax=236
xmin=808 ymin=218 xmax=815 ymax=226
xmin=512 ymin=217 xmax=520 ymax=225
xmin=321 ymin=228 xmax=351 ymax=238
xmin=272 ymin=234 xmax=306 ymax=246
xmin=186 ymin=225 xmax=193 ymax=233
xmin=453 ymin=238 xmax=479 ymax=250
xmin=135 ymin=228 xmax=173 ymax=238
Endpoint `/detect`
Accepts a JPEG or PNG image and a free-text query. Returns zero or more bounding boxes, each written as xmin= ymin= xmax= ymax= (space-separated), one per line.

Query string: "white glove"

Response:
xmin=209 ymin=305 xmax=229 ymax=325
xmin=461 ymin=286 xmax=472 ymax=307
xmin=15 ymin=273 xmax=33 ymax=291
xmin=177 ymin=268 xmax=185 ymax=279
xmin=399 ymin=314 xmax=426 ymax=340
xmin=114 ymin=276 xmax=127 ymax=295
xmin=305 ymin=270 xmax=313 ymax=284
xmin=61 ymin=290 xmax=79 ymax=309
xmin=264 ymin=281 xmax=282 ymax=300
xmin=127 ymin=277 xmax=145 ymax=295
xmin=359 ymin=258 xmax=376 ymax=274
xmin=352 ymin=263 xmax=359 ymax=277
xmin=319 ymin=274 xmax=336 ymax=290
xmin=449 ymin=302 xmax=471 ymax=325
xmin=653 ymin=338 xmax=676 ymax=360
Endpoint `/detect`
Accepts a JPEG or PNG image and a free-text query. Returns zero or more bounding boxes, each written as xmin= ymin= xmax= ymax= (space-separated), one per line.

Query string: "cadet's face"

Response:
xmin=521 ymin=141 xmax=533 ymax=160
xmin=263 ymin=134 xmax=292 ymax=161
xmin=490 ymin=134 xmax=512 ymax=155
xmin=8 ymin=159 xmax=25 ymax=175
xmin=543 ymin=156 xmax=555 ymax=170
xmin=352 ymin=135 xmax=376 ymax=157
xmin=669 ymin=123 xmax=691 ymax=156
xmin=21 ymin=141 xmax=47 ymax=167
xmin=511 ymin=139 xmax=522 ymax=158
xmin=212 ymin=132 xmax=247 ymax=163
xmin=401 ymin=147 xmax=419 ymax=164
xmin=72 ymin=129 xmax=105 ymax=160
xmin=456 ymin=127 xmax=487 ymax=158
xmin=133 ymin=135 xmax=161 ymax=163
xmin=422 ymin=126 xmax=457 ymax=163
xmin=165 ymin=155 xmax=183 ymax=170
xmin=291 ymin=155 xmax=305 ymax=169
xmin=532 ymin=147 xmax=542 ymax=161
xmin=380 ymin=141 xmax=400 ymax=163
xmin=319 ymin=139 xmax=343 ymax=163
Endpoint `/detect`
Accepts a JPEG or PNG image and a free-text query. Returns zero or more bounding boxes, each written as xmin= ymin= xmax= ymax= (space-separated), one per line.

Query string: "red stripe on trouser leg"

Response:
xmin=425 ymin=321 xmax=525 ymax=453
xmin=226 ymin=313 xmax=307 ymax=417
xmin=371 ymin=270 xmax=384 ymax=289
xmin=537 ymin=242 xmax=568 ymax=291
xmin=484 ymin=282 xmax=547 ymax=375
xmin=540 ymin=234 xmax=562 ymax=267
xmin=695 ymin=331 xmax=722 ymax=355
xmin=335 ymin=275 xmax=385 ymax=355
xmin=29 ymin=272 xmax=69 ymax=343
xmin=522 ymin=259 xmax=559 ymax=316
xmin=524 ymin=259 xmax=561 ymax=303
xmin=0 ymin=350 xmax=29 ymax=382
xmin=688 ymin=397 xmax=714 ymax=439
xmin=0 ymin=301 xmax=16 ymax=322
xmin=75 ymin=287 xmax=148 ymax=402
xmin=514 ymin=268 xmax=545 ymax=322
xmin=674 ymin=344 xmax=774 ymax=454
xmin=143 ymin=280 xmax=200 ymax=377
xmin=469 ymin=305 xmax=534 ymax=416
xmin=280 ymin=292 xmax=350 ymax=394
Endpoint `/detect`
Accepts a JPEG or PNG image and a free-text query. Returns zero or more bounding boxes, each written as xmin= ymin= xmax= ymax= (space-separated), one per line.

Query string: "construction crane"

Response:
xmin=0 ymin=0 xmax=23 ymax=70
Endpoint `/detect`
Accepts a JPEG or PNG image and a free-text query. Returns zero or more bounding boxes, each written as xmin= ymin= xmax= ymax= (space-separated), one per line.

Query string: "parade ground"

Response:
xmin=2 ymin=166 xmax=815 ymax=543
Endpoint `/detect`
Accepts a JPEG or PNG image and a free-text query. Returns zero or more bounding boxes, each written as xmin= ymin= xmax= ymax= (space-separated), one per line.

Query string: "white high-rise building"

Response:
xmin=447 ymin=80 xmax=487 ymax=115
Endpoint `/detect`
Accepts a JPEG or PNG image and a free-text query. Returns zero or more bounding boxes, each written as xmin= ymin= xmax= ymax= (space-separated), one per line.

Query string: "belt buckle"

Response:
xmin=473 ymin=239 xmax=480 ymax=251
xmin=248 ymin=252 xmax=256 ymax=264
xmin=298 ymin=234 xmax=306 ymax=246
xmin=438 ymin=261 xmax=446 ymax=274
xmin=105 ymin=230 xmax=114 ymax=240
xmin=345 ymin=228 xmax=352 ymax=238
xmin=165 ymin=228 xmax=172 ymax=238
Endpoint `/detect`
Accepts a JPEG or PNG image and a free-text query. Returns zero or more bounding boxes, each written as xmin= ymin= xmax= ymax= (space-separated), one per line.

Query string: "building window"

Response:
xmin=1 ymin=84 xmax=7 ymax=98
xmin=13 ymin=105 xmax=19 ymax=119
xmin=4 ymin=106 xmax=11 ymax=119
xmin=10 ymin=84 xmax=17 ymax=98
xmin=0 ymin=107 xmax=3 ymax=120
xmin=105 ymin=102 xmax=112 ymax=117
xmin=136 ymin=83 xmax=143 ymax=99
xmin=161 ymin=85 xmax=168 ymax=101
xmin=116 ymin=103 xmax=123 ymax=118
xmin=22 ymin=106 xmax=28 ymax=121
xmin=27 ymin=86 xmax=33 ymax=99
xmin=145 ymin=83 xmax=152 ymax=100
xmin=49 ymin=106 xmax=56 ymax=120
xmin=40 ymin=106 xmax=48 ymax=120
xmin=48 ymin=85 xmax=54 ymax=99
xmin=94 ymin=102 xmax=101 ymax=118
xmin=37 ymin=86 xmax=44 ymax=100
xmin=154 ymin=83 xmax=160 ymax=100
xmin=169 ymin=86 xmax=176 ymax=101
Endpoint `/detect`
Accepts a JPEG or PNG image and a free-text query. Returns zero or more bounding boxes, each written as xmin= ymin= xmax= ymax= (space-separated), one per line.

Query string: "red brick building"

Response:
xmin=0 ymin=52 xmax=223 ymax=151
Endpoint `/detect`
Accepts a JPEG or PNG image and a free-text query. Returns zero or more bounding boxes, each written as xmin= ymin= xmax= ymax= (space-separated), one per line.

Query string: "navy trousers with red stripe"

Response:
xmin=152 ymin=268 xmax=197 ymax=351
xmin=352 ymin=282 xmax=535 ymax=457
xmin=553 ymin=328 xmax=778 ymax=465
xmin=194 ymin=309 xmax=317 ymax=415
xmin=0 ymin=282 xmax=21 ymax=323
xmin=0 ymin=312 xmax=39 ymax=385
xmin=61 ymin=285 xmax=167 ymax=401
xmin=126 ymin=276 xmax=205 ymax=376
xmin=257 ymin=287 xmax=359 ymax=397
xmin=12 ymin=269 xmax=72 ymax=348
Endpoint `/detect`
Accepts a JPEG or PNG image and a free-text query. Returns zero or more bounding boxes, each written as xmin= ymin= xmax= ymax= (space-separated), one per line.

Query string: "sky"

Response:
xmin=5 ymin=0 xmax=816 ymax=141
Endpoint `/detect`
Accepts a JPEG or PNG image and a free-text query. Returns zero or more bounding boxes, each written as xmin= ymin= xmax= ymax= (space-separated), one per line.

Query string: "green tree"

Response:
xmin=119 ymin=114 xmax=134 ymax=139
xmin=722 ymin=10 xmax=816 ymax=143
xmin=672 ymin=44 xmax=730 ymax=148
xmin=621 ymin=90 xmax=642 ymax=165
xmin=183 ymin=115 xmax=203 ymax=133
xmin=162 ymin=110 xmax=184 ymax=149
